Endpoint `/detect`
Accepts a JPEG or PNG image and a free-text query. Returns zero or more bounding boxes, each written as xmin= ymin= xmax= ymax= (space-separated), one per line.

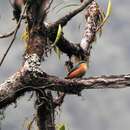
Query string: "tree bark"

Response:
xmin=36 ymin=91 xmax=55 ymax=130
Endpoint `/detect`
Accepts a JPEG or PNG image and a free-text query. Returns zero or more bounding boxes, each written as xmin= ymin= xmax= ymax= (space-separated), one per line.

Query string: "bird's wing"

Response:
xmin=67 ymin=65 xmax=84 ymax=79
xmin=67 ymin=64 xmax=80 ymax=76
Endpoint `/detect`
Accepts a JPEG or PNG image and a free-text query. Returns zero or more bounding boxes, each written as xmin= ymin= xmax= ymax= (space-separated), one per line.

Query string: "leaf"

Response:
xmin=97 ymin=11 xmax=103 ymax=37
xmin=96 ymin=0 xmax=112 ymax=32
xmin=52 ymin=24 xmax=63 ymax=60
xmin=52 ymin=24 xmax=62 ymax=47
xmin=21 ymin=28 xmax=29 ymax=48
xmin=56 ymin=123 xmax=65 ymax=130
xmin=54 ymin=46 xmax=62 ymax=60
xmin=104 ymin=0 xmax=112 ymax=24
xmin=100 ymin=9 xmax=105 ymax=22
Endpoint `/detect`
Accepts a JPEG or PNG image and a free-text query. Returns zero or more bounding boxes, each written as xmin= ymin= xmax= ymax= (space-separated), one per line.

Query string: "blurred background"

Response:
xmin=0 ymin=0 xmax=130 ymax=130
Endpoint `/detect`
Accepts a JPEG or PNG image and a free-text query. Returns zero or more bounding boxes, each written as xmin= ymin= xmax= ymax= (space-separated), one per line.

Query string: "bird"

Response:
xmin=66 ymin=61 xmax=88 ymax=79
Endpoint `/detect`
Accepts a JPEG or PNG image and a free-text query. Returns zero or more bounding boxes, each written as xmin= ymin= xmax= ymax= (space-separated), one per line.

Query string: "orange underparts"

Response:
xmin=67 ymin=63 xmax=87 ymax=79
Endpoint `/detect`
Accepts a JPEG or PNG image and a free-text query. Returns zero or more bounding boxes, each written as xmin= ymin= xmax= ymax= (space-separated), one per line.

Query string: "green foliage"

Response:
xmin=21 ymin=26 xmax=29 ymax=48
xmin=97 ymin=0 xmax=112 ymax=32
xmin=102 ymin=0 xmax=112 ymax=26
xmin=56 ymin=123 xmax=66 ymax=130
xmin=52 ymin=24 xmax=63 ymax=60
xmin=52 ymin=24 xmax=62 ymax=46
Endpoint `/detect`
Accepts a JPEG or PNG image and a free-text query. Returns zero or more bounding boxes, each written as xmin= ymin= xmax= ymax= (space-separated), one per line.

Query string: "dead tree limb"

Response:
xmin=51 ymin=0 xmax=93 ymax=27
xmin=0 ymin=30 xmax=15 ymax=39
xmin=0 ymin=72 xmax=130 ymax=109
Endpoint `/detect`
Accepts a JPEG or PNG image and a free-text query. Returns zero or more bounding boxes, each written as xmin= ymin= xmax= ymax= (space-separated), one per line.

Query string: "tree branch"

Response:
xmin=46 ymin=0 xmax=100 ymax=60
xmin=0 ymin=72 xmax=130 ymax=109
xmin=46 ymin=74 xmax=130 ymax=92
xmin=0 ymin=30 xmax=15 ymax=39
xmin=36 ymin=91 xmax=55 ymax=130
xmin=46 ymin=28 xmax=84 ymax=58
xmin=51 ymin=0 xmax=94 ymax=27
xmin=45 ymin=0 xmax=95 ymax=58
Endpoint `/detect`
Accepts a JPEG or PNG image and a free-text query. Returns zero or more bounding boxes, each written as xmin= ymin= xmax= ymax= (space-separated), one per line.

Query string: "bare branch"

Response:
xmin=0 ymin=71 xmax=130 ymax=109
xmin=46 ymin=74 xmax=130 ymax=92
xmin=50 ymin=0 xmax=94 ymax=27
xmin=0 ymin=30 xmax=15 ymax=39
xmin=0 ymin=2 xmax=28 ymax=66
xmin=45 ymin=0 xmax=54 ymax=12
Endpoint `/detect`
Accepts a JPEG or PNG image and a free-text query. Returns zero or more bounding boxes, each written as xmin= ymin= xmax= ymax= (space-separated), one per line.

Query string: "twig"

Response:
xmin=8 ymin=0 xmax=13 ymax=8
xmin=53 ymin=93 xmax=65 ymax=108
xmin=0 ymin=85 xmax=46 ymax=101
xmin=51 ymin=0 xmax=94 ymax=27
xmin=27 ymin=116 xmax=36 ymax=130
xmin=45 ymin=0 xmax=54 ymax=12
xmin=0 ymin=30 xmax=15 ymax=39
xmin=49 ymin=1 xmax=63 ymax=13
xmin=0 ymin=2 xmax=28 ymax=67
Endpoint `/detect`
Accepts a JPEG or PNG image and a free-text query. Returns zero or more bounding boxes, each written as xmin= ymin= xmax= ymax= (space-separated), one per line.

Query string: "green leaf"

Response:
xmin=52 ymin=24 xmax=62 ymax=47
xmin=21 ymin=28 xmax=29 ymax=48
xmin=56 ymin=123 xmax=65 ymax=130
xmin=103 ymin=0 xmax=112 ymax=24
xmin=100 ymin=9 xmax=105 ymax=22
xmin=52 ymin=24 xmax=63 ymax=60
xmin=96 ymin=0 xmax=112 ymax=32
xmin=54 ymin=46 xmax=62 ymax=60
